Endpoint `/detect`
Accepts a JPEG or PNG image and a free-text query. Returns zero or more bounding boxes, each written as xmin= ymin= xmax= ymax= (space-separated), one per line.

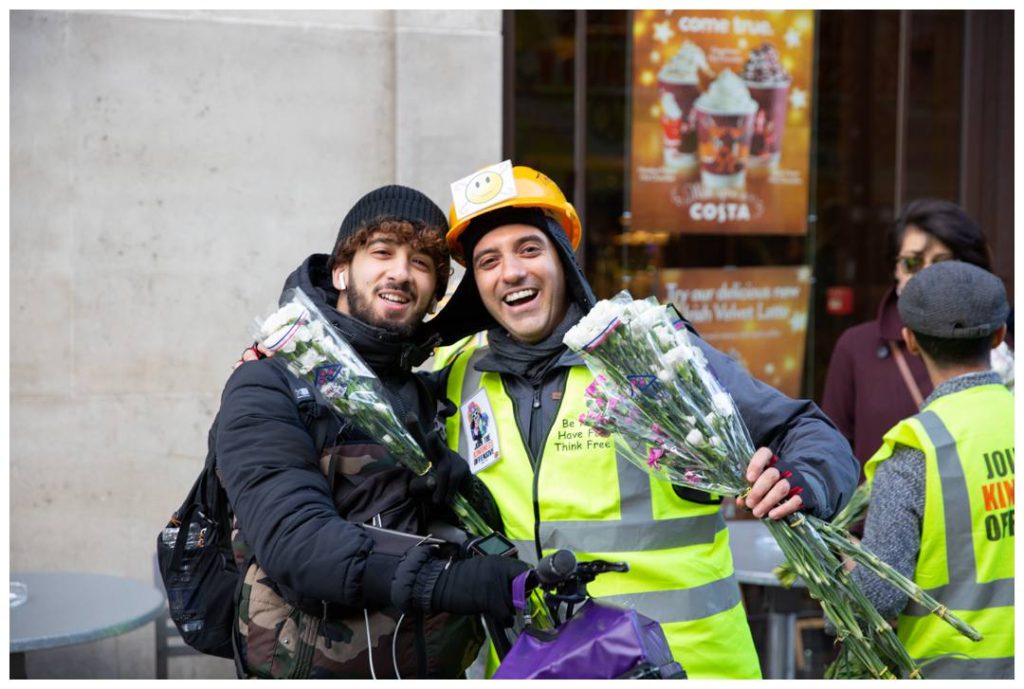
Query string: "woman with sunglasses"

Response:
xmin=821 ymin=198 xmax=1013 ymax=477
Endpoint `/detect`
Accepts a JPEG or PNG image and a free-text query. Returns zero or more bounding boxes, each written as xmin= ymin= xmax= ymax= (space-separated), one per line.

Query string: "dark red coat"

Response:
xmin=821 ymin=287 xmax=933 ymax=476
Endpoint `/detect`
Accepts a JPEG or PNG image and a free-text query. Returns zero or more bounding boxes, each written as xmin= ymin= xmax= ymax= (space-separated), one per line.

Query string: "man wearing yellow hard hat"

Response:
xmin=427 ymin=161 xmax=859 ymax=678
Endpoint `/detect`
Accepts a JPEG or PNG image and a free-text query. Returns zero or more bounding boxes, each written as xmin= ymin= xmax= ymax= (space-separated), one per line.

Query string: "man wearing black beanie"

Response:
xmin=216 ymin=184 xmax=527 ymax=678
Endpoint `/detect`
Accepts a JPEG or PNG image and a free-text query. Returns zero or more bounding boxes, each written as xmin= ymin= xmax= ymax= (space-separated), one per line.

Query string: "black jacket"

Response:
xmin=216 ymin=254 xmax=446 ymax=611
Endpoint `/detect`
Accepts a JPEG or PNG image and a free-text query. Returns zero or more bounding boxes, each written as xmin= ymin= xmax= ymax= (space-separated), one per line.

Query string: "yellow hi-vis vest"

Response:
xmin=865 ymin=383 xmax=1014 ymax=679
xmin=444 ymin=347 xmax=761 ymax=679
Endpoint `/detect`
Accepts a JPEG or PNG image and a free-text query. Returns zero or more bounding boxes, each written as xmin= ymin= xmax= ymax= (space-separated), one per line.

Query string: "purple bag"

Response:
xmin=492 ymin=573 xmax=685 ymax=679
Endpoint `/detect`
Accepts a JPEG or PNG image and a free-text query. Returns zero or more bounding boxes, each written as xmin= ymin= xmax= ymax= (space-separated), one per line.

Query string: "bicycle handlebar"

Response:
xmin=535 ymin=549 xmax=577 ymax=586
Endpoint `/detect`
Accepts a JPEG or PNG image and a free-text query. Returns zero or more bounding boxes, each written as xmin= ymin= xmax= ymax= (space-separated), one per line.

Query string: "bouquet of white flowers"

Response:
xmin=564 ymin=291 xmax=980 ymax=679
xmin=251 ymin=287 xmax=491 ymax=536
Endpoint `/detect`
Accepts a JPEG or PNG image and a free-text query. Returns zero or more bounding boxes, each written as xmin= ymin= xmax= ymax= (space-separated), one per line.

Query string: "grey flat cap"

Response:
xmin=899 ymin=261 xmax=1009 ymax=339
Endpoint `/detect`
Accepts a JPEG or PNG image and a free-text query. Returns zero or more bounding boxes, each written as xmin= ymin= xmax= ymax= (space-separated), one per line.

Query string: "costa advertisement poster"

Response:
xmin=630 ymin=10 xmax=815 ymax=235
xmin=657 ymin=266 xmax=812 ymax=397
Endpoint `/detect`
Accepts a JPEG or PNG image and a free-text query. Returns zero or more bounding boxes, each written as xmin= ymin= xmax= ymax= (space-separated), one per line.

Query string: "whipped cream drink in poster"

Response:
xmin=630 ymin=10 xmax=814 ymax=235
xmin=656 ymin=40 xmax=712 ymax=169
xmin=693 ymin=69 xmax=759 ymax=190
xmin=741 ymin=43 xmax=792 ymax=169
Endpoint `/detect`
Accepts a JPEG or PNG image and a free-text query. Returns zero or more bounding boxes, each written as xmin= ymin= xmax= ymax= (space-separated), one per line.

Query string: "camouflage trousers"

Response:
xmin=237 ymin=563 xmax=484 ymax=678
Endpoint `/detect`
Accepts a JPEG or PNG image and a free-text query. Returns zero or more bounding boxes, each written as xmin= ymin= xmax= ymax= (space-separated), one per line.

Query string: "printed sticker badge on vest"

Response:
xmin=461 ymin=388 xmax=500 ymax=474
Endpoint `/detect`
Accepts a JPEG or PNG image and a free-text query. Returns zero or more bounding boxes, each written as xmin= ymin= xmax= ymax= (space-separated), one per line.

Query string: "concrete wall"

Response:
xmin=9 ymin=9 xmax=502 ymax=678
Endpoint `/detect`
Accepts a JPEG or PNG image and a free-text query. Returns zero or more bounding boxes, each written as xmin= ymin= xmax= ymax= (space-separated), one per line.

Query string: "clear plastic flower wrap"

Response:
xmin=564 ymin=291 xmax=981 ymax=679
xmin=250 ymin=286 xmax=490 ymax=536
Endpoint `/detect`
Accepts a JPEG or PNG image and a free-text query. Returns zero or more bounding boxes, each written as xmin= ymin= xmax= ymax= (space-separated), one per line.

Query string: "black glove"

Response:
xmin=379 ymin=545 xmax=529 ymax=624
xmin=427 ymin=556 xmax=530 ymax=623
xmin=405 ymin=415 xmax=472 ymax=507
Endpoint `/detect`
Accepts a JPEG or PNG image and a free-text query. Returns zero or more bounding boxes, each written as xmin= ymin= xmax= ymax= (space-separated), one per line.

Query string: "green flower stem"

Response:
xmin=766 ymin=515 xmax=908 ymax=678
xmin=775 ymin=482 xmax=871 ymax=586
xmin=812 ymin=517 xmax=982 ymax=642
xmin=451 ymin=493 xmax=492 ymax=538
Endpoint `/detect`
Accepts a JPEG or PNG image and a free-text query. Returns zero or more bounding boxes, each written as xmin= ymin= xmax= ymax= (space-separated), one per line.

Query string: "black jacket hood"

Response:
xmin=427 ymin=216 xmax=597 ymax=346
xmin=280 ymin=254 xmax=441 ymax=373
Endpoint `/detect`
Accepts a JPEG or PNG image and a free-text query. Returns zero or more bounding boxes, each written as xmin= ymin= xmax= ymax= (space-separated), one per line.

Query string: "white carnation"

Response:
xmin=564 ymin=298 xmax=626 ymax=350
xmin=306 ymin=319 xmax=326 ymax=341
xmin=296 ymin=347 xmax=323 ymax=374
xmin=261 ymin=301 xmax=306 ymax=337
xmin=665 ymin=344 xmax=694 ymax=367
xmin=656 ymin=368 xmax=674 ymax=383
xmin=712 ymin=391 xmax=735 ymax=417
xmin=692 ymin=345 xmax=708 ymax=368
xmin=686 ymin=428 xmax=704 ymax=446
xmin=654 ymin=324 xmax=676 ymax=348
xmin=293 ymin=324 xmax=316 ymax=345
xmin=622 ymin=298 xmax=657 ymax=324
xmin=635 ymin=305 xmax=667 ymax=333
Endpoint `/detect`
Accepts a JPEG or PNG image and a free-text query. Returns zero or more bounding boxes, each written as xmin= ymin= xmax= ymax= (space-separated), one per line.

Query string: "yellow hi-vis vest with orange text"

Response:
xmin=444 ymin=346 xmax=761 ymax=679
xmin=865 ymin=383 xmax=1014 ymax=679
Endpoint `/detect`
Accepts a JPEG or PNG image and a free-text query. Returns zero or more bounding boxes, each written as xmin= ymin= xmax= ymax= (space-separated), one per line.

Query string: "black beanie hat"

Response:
xmin=332 ymin=184 xmax=450 ymax=296
xmin=334 ymin=184 xmax=448 ymax=253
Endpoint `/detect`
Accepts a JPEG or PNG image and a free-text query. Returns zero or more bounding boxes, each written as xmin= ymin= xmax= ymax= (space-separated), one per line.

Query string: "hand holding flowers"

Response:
xmin=738 ymin=447 xmax=804 ymax=520
xmin=564 ymin=291 xmax=981 ymax=679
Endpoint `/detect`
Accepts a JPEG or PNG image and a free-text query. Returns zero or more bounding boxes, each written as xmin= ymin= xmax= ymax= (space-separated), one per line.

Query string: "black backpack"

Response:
xmin=157 ymin=382 xmax=333 ymax=659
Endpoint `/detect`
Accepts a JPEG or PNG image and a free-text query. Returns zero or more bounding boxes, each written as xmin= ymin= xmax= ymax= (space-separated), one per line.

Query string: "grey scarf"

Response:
xmin=485 ymin=302 xmax=585 ymax=385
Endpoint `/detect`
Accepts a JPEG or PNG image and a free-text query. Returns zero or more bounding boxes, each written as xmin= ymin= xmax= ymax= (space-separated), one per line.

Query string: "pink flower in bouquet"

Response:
xmin=585 ymin=375 xmax=609 ymax=399
xmin=579 ymin=411 xmax=612 ymax=437
xmin=647 ymin=447 xmax=665 ymax=470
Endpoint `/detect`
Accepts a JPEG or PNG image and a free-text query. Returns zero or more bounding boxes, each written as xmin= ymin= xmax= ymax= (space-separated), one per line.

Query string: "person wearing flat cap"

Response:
xmin=853 ymin=261 xmax=1014 ymax=678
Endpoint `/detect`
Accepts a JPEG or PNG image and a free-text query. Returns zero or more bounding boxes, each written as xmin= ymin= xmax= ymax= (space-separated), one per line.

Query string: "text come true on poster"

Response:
xmin=630 ymin=10 xmax=815 ymax=235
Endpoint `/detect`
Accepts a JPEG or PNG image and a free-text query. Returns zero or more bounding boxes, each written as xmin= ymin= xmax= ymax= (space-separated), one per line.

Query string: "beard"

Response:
xmin=346 ymin=284 xmax=420 ymax=338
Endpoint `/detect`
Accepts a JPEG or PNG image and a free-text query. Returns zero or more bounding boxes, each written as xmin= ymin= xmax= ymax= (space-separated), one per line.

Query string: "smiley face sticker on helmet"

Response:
xmin=466 ymin=171 xmax=503 ymax=204
xmin=450 ymin=159 xmax=518 ymax=223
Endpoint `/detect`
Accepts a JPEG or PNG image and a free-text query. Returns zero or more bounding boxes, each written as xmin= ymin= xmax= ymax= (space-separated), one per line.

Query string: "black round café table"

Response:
xmin=10 ymin=572 xmax=165 ymax=679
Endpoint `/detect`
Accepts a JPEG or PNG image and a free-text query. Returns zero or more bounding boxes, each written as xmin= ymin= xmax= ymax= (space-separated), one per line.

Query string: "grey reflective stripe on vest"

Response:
xmin=919 ymin=655 xmax=1015 ymax=679
xmin=510 ymin=540 xmax=540 ymax=566
xmin=598 ymin=574 xmax=743 ymax=623
xmin=903 ymin=411 xmax=1014 ymax=616
xmin=458 ymin=349 xmax=722 ymax=554
xmin=537 ymin=403 xmax=724 ymax=554
xmin=539 ymin=511 xmax=726 ymax=553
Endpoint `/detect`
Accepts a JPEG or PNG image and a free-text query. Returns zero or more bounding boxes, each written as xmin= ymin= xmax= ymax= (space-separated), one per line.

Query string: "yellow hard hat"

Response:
xmin=447 ymin=164 xmax=581 ymax=264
